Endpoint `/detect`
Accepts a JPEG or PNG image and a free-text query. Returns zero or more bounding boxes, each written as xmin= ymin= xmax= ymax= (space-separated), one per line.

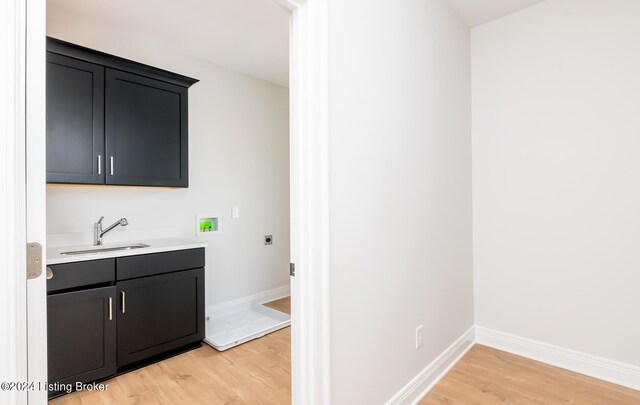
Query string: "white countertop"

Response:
xmin=47 ymin=237 xmax=207 ymax=265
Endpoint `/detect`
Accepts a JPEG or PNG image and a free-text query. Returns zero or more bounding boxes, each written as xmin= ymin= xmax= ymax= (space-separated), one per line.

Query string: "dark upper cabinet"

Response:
xmin=47 ymin=286 xmax=116 ymax=395
xmin=116 ymin=268 xmax=204 ymax=367
xmin=46 ymin=53 xmax=105 ymax=184
xmin=46 ymin=37 xmax=197 ymax=188
xmin=105 ymin=69 xmax=188 ymax=187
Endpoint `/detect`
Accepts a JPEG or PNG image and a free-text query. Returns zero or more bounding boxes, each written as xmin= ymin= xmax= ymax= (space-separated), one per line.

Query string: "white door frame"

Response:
xmin=2 ymin=0 xmax=330 ymax=403
xmin=0 ymin=0 xmax=30 ymax=403
xmin=25 ymin=0 xmax=48 ymax=403
xmin=277 ymin=1 xmax=331 ymax=404
xmin=1 ymin=0 xmax=47 ymax=404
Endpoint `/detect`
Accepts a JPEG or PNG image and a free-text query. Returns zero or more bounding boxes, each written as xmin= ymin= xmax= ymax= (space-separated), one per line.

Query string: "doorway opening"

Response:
xmin=44 ymin=0 xmax=294 ymax=403
xmin=14 ymin=0 xmax=330 ymax=403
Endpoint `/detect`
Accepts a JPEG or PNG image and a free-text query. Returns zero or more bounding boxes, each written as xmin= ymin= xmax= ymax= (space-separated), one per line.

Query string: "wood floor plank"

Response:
xmin=50 ymin=297 xmax=291 ymax=405
xmin=52 ymin=301 xmax=638 ymax=405
xmin=420 ymin=344 xmax=640 ymax=405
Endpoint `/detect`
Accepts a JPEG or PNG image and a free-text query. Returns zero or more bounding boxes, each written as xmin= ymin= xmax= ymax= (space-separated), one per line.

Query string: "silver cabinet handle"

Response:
xmin=110 ymin=156 xmax=114 ymax=176
xmin=109 ymin=297 xmax=113 ymax=321
xmin=46 ymin=267 xmax=53 ymax=280
xmin=98 ymin=155 xmax=102 ymax=175
xmin=121 ymin=291 xmax=125 ymax=313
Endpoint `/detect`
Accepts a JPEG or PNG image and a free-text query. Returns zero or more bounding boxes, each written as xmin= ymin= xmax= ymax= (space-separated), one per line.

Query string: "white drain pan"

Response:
xmin=203 ymin=302 xmax=290 ymax=351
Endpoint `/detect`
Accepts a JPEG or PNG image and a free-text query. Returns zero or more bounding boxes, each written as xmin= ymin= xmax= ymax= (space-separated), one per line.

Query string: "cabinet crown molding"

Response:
xmin=46 ymin=36 xmax=199 ymax=88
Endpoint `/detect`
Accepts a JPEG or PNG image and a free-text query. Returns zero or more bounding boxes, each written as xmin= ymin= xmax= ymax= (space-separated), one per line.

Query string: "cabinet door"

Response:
xmin=48 ymin=286 xmax=116 ymax=393
xmin=117 ymin=268 xmax=204 ymax=367
xmin=46 ymin=52 xmax=105 ymax=184
xmin=105 ymin=68 xmax=189 ymax=187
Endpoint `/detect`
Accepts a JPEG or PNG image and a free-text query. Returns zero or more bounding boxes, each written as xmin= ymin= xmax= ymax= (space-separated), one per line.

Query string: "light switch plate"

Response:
xmin=232 ymin=207 xmax=239 ymax=219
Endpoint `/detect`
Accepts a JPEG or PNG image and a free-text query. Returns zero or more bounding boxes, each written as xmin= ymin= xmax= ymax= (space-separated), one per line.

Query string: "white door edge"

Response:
xmin=1 ymin=0 xmax=29 ymax=403
xmin=284 ymin=0 xmax=332 ymax=404
xmin=26 ymin=0 xmax=48 ymax=403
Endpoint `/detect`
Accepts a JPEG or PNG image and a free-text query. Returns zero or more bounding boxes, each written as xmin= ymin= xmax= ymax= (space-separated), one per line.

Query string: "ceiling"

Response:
xmin=47 ymin=0 xmax=291 ymax=87
xmin=47 ymin=0 xmax=546 ymax=87
xmin=447 ymin=0 xmax=547 ymax=27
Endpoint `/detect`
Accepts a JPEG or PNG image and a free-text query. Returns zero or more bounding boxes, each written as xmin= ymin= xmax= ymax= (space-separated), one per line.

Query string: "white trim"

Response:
xmin=385 ymin=325 xmax=640 ymax=404
xmin=287 ymin=0 xmax=331 ymax=404
xmin=272 ymin=0 xmax=306 ymax=11
xmin=0 ymin=0 xmax=29 ymax=402
xmin=476 ymin=326 xmax=640 ymax=391
xmin=25 ymin=0 xmax=48 ymax=402
xmin=386 ymin=327 xmax=476 ymax=405
xmin=273 ymin=1 xmax=333 ymax=403
xmin=205 ymin=285 xmax=291 ymax=315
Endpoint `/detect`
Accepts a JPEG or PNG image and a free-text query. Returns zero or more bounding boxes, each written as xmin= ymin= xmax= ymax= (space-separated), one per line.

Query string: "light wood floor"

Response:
xmin=51 ymin=305 xmax=640 ymax=405
xmin=421 ymin=344 xmax=640 ymax=405
xmin=50 ymin=297 xmax=291 ymax=405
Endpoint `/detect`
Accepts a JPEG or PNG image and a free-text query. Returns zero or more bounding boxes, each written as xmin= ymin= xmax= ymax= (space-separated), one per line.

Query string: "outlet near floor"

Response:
xmin=416 ymin=325 xmax=423 ymax=349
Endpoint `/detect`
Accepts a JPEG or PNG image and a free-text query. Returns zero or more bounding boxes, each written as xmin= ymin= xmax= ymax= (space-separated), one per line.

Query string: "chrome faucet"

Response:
xmin=94 ymin=216 xmax=128 ymax=246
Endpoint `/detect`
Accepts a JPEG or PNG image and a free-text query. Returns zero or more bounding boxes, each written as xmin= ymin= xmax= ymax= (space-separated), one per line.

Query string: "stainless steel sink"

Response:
xmin=60 ymin=243 xmax=150 ymax=256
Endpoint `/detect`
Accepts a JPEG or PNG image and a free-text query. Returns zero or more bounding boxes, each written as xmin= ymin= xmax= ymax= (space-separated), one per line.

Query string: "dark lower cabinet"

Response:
xmin=47 ymin=286 xmax=116 ymax=395
xmin=47 ymin=248 xmax=205 ymax=398
xmin=117 ymin=268 xmax=205 ymax=367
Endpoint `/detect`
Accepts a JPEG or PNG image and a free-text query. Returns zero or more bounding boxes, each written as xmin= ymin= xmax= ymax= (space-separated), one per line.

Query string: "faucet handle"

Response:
xmin=97 ymin=216 xmax=104 ymax=225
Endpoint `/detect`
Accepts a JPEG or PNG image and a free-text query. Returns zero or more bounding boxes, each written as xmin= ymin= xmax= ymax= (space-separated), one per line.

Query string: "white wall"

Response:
xmin=328 ymin=0 xmax=473 ymax=402
xmin=473 ymin=0 xmax=640 ymax=367
xmin=46 ymin=7 xmax=290 ymax=309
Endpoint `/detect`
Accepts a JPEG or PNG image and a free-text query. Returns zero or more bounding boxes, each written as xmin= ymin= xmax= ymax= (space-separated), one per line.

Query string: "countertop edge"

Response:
xmin=47 ymin=239 xmax=207 ymax=265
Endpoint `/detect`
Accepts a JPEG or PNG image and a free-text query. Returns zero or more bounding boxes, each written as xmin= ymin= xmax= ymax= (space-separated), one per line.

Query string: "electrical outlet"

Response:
xmin=416 ymin=325 xmax=423 ymax=349
xmin=264 ymin=235 xmax=273 ymax=245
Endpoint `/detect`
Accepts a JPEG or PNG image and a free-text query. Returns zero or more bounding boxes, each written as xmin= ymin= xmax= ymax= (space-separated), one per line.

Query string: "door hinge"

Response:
xmin=290 ymin=263 xmax=296 ymax=277
xmin=26 ymin=242 xmax=43 ymax=280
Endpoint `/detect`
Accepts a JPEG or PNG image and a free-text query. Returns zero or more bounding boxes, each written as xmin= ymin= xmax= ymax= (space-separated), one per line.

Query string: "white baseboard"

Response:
xmin=386 ymin=325 xmax=640 ymax=404
xmin=475 ymin=326 xmax=640 ymax=391
xmin=206 ymin=285 xmax=290 ymax=316
xmin=386 ymin=327 xmax=475 ymax=405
